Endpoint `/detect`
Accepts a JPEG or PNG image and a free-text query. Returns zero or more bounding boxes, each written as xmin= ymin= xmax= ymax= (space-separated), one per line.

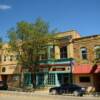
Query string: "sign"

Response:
xmin=52 ymin=68 xmax=65 ymax=71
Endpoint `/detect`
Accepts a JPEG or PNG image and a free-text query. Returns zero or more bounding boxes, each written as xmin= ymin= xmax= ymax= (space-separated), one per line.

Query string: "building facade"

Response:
xmin=0 ymin=30 xmax=100 ymax=91
xmin=0 ymin=43 xmax=21 ymax=87
xmin=0 ymin=30 xmax=80 ymax=88
xmin=35 ymin=30 xmax=80 ymax=88
xmin=73 ymin=35 xmax=100 ymax=91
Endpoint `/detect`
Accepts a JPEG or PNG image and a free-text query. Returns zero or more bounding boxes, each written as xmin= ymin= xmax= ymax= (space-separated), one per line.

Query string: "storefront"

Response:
xmin=35 ymin=58 xmax=73 ymax=88
xmin=73 ymin=64 xmax=100 ymax=91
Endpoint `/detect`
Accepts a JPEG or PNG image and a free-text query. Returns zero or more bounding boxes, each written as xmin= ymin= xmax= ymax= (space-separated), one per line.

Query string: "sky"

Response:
xmin=0 ymin=0 xmax=100 ymax=41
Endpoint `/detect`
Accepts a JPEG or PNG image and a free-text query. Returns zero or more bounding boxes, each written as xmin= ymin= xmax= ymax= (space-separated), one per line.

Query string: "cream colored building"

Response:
xmin=0 ymin=43 xmax=21 ymax=87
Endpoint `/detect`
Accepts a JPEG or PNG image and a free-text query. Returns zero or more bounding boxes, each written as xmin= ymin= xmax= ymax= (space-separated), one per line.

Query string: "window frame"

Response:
xmin=60 ymin=46 xmax=68 ymax=59
xmin=79 ymin=76 xmax=91 ymax=83
xmin=94 ymin=45 xmax=100 ymax=59
xmin=80 ymin=47 xmax=88 ymax=60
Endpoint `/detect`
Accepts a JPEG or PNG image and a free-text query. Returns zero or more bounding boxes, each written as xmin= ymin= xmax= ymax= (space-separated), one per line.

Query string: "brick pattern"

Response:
xmin=73 ymin=35 xmax=100 ymax=64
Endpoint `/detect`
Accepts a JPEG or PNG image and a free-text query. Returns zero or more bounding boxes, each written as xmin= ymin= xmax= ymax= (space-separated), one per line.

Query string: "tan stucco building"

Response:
xmin=0 ymin=43 xmax=21 ymax=87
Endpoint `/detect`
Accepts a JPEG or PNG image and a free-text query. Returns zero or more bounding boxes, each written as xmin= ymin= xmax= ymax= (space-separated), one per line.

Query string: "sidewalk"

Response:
xmin=0 ymin=90 xmax=49 ymax=96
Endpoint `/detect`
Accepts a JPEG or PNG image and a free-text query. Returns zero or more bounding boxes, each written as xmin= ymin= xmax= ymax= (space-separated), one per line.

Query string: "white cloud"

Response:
xmin=0 ymin=4 xmax=11 ymax=10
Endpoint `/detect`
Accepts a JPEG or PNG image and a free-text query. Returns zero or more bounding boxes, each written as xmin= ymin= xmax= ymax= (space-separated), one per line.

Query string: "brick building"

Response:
xmin=73 ymin=35 xmax=100 ymax=91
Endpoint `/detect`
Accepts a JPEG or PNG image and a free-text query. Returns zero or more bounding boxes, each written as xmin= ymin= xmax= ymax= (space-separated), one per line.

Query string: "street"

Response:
xmin=0 ymin=94 xmax=100 ymax=100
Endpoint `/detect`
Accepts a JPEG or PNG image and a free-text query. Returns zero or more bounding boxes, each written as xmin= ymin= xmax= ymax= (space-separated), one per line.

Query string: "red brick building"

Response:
xmin=73 ymin=35 xmax=100 ymax=91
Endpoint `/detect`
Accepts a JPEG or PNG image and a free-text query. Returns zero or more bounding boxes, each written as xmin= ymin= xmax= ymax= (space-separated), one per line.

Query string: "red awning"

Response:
xmin=73 ymin=64 xmax=92 ymax=74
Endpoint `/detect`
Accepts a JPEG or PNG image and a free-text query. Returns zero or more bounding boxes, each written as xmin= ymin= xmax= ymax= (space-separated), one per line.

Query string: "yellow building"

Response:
xmin=0 ymin=43 xmax=21 ymax=87
xmin=54 ymin=30 xmax=80 ymax=59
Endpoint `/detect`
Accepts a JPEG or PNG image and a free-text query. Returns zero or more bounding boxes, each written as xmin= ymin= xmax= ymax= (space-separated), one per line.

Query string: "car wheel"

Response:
xmin=73 ymin=91 xmax=79 ymax=96
xmin=50 ymin=89 xmax=57 ymax=95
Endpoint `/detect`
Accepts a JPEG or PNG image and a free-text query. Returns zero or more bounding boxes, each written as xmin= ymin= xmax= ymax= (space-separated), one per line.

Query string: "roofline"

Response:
xmin=55 ymin=30 xmax=80 ymax=35
xmin=73 ymin=34 xmax=100 ymax=41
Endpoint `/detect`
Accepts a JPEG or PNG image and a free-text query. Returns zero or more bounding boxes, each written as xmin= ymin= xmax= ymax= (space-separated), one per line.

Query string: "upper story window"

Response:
xmin=10 ymin=55 xmax=13 ymax=61
xmin=60 ymin=46 xmax=67 ymax=59
xmin=4 ymin=56 xmax=6 ymax=61
xmin=80 ymin=47 xmax=87 ymax=60
xmin=0 ymin=55 xmax=2 ymax=62
xmin=94 ymin=46 xmax=100 ymax=59
xmin=50 ymin=46 xmax=55 ymax=58
xmin=16 ymin=54 xmax=19 ymax=60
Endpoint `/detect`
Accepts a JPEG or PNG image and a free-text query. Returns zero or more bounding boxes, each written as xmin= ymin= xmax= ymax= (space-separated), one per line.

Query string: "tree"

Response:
xmin=7 ymin=18 xmax=53 ymax=87
xmin=0 ymin=37 xmax=2 ymax=62
xmin=0 ymin=37 xmax=2 ymax=49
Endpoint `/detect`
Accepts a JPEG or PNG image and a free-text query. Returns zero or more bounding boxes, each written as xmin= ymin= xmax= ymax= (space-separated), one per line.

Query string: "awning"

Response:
xmin=73 ymin=64 xmax=100 ymax=74
xmin=73 ymin=64 xmax=92 ymax=74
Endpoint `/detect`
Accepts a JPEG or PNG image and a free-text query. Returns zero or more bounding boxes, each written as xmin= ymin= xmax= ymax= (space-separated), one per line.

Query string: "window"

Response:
xmin=80 ymin=47 xmax=87 ymax=60
xmin=37 ymin=74 xmax=44 ymax=86
xmin=4 ymin=56 xmax=6 ymax=61
xmin=2 ymin=67 xmax=6 ymax=72
xmin=94 ymin=46 xmax=100 ymax=59
xmin=16 ymin=54 xmax=19 ymax=60
xmin=50 ymin=46 xmax=55 ymax=58
xmin=10 ymin=55 xmax=13 ymax=61
xmin=60 ymin=46 xmax=67 ymax=59
xmin=0 ymin=55 xmax=2 ymax=61
xmin=48 ymin=74 xmax=55 ymax=85
xmin=79 ymin=76 xmax=90 ymax=82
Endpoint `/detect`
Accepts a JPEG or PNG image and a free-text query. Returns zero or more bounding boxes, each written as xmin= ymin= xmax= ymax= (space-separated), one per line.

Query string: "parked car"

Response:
xmin=0 ymin=81 xmax=8 ymax=90
xmin=49 ymin=83 xmax=85 ymax=96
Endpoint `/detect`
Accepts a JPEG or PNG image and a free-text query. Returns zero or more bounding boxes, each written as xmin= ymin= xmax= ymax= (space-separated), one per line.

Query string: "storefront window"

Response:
xmin=79 ymin=76 xmax=90 ymax=82
xmin=37 ymin=74 xmax=44 ymax=86
xmin=48 ymin=74 xmax=55 ymax=85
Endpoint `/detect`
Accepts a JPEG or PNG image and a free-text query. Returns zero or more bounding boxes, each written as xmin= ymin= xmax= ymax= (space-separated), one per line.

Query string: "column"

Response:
xmin=36 ymin=74 xmax=38 ymax=86
xmin=47 ymin=46 xmax=51 ymax=59
xmin=55 ymin=73 xmax=60 ymax=86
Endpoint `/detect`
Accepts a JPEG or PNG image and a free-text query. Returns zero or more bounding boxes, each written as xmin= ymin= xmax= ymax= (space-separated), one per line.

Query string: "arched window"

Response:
xmin=80 ymin=47 xmax=87 ymax=60
xmin=94 ymin=46 xmax=100 ymax=59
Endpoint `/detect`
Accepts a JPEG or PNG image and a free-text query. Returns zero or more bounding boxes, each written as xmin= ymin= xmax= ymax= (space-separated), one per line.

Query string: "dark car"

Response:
xmin=0 ymin=81 xmax=8 ymax=90
xmin=49 ymin=83 xmax=85 ymax=96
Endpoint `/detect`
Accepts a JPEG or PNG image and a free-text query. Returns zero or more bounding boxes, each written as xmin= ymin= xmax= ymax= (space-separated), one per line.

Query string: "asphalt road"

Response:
xmin=0 ymin=94 xmax=100 ymax=100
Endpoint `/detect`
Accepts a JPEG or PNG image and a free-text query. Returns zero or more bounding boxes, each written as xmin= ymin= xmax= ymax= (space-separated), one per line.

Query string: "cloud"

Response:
xmin=0 ymin=4 xmax=11 ymax=10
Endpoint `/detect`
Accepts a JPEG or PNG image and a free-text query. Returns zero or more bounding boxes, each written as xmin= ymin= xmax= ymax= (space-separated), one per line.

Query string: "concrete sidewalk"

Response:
xmin=0 ymin=90 xmax=49 ymax=96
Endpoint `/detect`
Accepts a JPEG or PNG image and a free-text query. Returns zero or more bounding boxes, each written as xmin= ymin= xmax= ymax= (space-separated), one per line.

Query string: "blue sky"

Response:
xmin=0 ymin=0 xmax=100 ymax=41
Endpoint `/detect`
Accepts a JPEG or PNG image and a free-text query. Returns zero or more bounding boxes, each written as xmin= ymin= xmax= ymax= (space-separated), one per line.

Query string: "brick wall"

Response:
xmin=73 ymin=35 xmax=100 ymax=64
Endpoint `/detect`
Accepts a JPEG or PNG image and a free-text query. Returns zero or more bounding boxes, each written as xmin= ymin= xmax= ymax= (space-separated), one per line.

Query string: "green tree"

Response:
xmin=7 ymin=18 xmax=53 ymax=87
xmin=0 ymin=37 xmax=2 ymax=49
xmin=0 ymin=37 xmax=2 ymax=62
